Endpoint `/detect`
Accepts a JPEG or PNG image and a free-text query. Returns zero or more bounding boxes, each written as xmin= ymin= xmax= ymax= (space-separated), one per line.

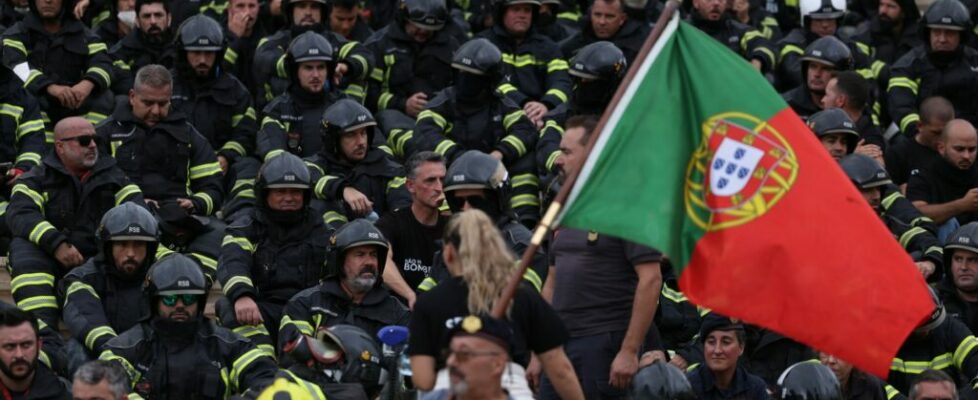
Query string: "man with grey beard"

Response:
xmin=278 ymin=219 xmax=410 ymax=352
xmin=6 ymin=117 xmax=144 ymax=329
xmin=422 ymin=315 xmax=516 ymax=400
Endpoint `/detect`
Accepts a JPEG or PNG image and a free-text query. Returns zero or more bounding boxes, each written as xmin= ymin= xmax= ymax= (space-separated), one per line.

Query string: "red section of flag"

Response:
xmin=679 ymin=107 xmax=932 ymax=378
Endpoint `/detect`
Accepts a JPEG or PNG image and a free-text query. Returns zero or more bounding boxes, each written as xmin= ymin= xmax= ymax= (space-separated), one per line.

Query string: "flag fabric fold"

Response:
xmin=557 ymin=14 xmax=932 ymax=378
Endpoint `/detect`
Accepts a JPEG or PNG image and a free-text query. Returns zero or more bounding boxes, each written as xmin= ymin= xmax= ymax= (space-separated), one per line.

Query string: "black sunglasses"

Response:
xmin=446 ymin=193 xmax=490 ymax=212
xmin=59 ymin=135 xmax=98 ymax=146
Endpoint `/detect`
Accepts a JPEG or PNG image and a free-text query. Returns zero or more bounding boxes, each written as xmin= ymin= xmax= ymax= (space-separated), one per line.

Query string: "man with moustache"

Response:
xmin=0 ymin=308 xmax=71 ymax=399
xmin=215 ymin=153 xmax=331 ymax=357
xmin=6 ymin=117 xmax=144 ymax=329
xmin=421 ymin=315 xmax=516 ymax=400
xmin=686 ymin=315 xmax=769 ymax=400
xmin=908 ymin=119 xmax=978 ymax=227
xmin=686 ymin=0 xmax=775 ymax=74
xmin=558 ymin=0 xmax=649 ymax=64
xmin=107 ymin=0 xmax=178 ymax=95
xmin=278 ymin=219 xmax=409 ymax=352
xmin=169 ymin=15 xmax=257 ymax=176
xmin=100 ymin=254 xmax=278 ymax=398
xmin=60 ymin=204 xmax=160 ymax=364
xmin=852 ymin=0 xmax=921 ymax=64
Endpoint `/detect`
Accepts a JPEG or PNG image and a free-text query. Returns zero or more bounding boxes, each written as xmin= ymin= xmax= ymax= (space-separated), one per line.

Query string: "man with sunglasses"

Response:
xmin=422 ymin=315 xmax=516 ymax=400
xmin=6 ymin=116 xmax=144 ymax=329
xmin=101 ymin=253 xmax=278 ymax=398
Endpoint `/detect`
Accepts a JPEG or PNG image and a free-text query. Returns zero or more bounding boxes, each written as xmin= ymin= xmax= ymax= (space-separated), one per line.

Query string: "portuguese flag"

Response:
xmin=557 ymin=14 xmax=932 ymax=377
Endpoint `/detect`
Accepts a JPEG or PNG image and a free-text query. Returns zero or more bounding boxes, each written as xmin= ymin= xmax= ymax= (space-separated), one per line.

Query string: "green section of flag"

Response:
xmin=559 ymin=19 xmax=788 ymax=268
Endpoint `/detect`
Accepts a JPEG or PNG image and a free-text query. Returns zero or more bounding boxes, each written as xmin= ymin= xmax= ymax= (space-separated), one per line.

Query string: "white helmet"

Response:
xmin=800 ymin=0 xmax=846 ymax=22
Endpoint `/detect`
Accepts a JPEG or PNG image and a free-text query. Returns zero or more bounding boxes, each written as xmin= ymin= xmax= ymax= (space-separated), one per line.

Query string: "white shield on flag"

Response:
xmin=709 ymin=137 xmax=764 ymax=197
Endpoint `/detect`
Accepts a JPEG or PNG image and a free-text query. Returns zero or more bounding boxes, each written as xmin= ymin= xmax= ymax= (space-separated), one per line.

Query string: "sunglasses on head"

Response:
xmin=159 ymin=294 xmax=199 ymax=307
xmin=445 ymin=193 xmax=490 ymax=212
xmin=59 ymin=135 xmax=98 ymax=146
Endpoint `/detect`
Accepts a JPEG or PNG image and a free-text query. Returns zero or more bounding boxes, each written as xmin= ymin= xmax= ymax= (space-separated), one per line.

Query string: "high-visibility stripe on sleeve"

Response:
xmin=546 ymin=59 xmax=568 ymax=73
xmin=544 ymin=88 xmax=568 ymax=103
xmin=3 ymin=39 xmax=27 ymax=55
xmin=900 ymin=113 xmax=920 ymax=132
xmin=192 ymin=192 xmax=214 ymax=215
xmin=11 ymin=273 xmax=55 ymax=295
xmin=279 ymin=315 xmax=315 ymax=336
xmin=417 ymin=110 xmax=448 ymax=129
xmin=230 ymin=348 xmax=266 ymax=385
xmin=189 ymin=162 xmax=222 ymax=180
xmin=65 ymin=280 xmax=100 ymax=299
xmin=222 ymin=276 xmax=255 ymax=297
xmin=28 ymin=221 xmax=56 ymax=245
xmin=84 ymin=326 xmax=118 ymax=351
xmin=953 ymin=335 xmax=978 ymax=369
xmin=222 ymin=235 xmax=256 ymax=253
xmin=114 ymin=184 xmax=142 ymax=205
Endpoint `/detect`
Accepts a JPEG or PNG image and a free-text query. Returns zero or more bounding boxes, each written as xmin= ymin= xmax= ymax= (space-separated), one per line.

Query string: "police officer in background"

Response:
xmin=398 ymin=39 xmax=541 ymax=226
xmin=888 ymin=0 xmax=978 ymax=137
xmin=364 ymin=0 xmax=459 ymax=119
xmin=170 ymin=15 xmax=257 ymax=177
xmin=783 ymin=36 xmax=853 ymax=121
xmin=216 ymin=153 xmax=330 ymax=357
xmin=252 ymin=0 xmax=372 ymax=107
xmin=479 ymin=0 xmax=573 ymax=128
xmin=278 ymin=219 xmax=410 ymax=352
xmin=96 ymin=64 xmax=225 ymax=218
xmin=840 ymin=154 xmax=942 ymax=281
xmin=101 ymin=254 xmax=279 ymax=398
xmin=306 ymin=99 xmax=410 ymax=226
xmin=7 ymin=117 xmax=144 ymax=329
xmin=60 ymin=203 xmax=159 ymax=365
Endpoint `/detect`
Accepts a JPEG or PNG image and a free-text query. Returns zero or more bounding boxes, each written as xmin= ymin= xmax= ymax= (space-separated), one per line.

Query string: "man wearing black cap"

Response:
xmin=686 ymin=315 xmax=770 ymax=399
xmin=422 ymin=315 xmax=515 ymax=400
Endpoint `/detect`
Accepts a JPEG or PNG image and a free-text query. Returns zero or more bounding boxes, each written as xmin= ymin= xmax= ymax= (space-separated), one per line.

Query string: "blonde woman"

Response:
xmin=408 ymin=210 xmax=584 ymax=400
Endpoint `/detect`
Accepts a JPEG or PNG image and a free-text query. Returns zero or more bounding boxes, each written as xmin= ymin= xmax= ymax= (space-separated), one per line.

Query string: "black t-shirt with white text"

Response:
xmin=375 ymin=207 xmax=446 ymax=291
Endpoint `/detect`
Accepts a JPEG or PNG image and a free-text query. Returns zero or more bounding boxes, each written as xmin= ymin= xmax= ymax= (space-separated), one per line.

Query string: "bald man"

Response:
xmin=6 ymin=117 xmax=144 ymax=328
xmin=908 ymin=119 xmax=978 ymax=238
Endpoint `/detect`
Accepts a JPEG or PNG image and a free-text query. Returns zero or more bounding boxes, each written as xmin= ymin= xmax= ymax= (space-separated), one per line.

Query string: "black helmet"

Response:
xmin=452 ymin=38 xmax=503 ymax=76
xmin=143 ymin=253 xmax=208 ymax=317
xmin=840 ymin=154 xmax=891 ymax=189
xmin=807 ymin=108 xmax=859 ymax=152
xmin=399 ymin=0 xmax=448 ymax=30
xmin=288 ymin=31 xmax=334 ymax=64
xmin=255 ymin=153 xmax=312 ymax=209
xmin=944 ymin=222 xmax=978 ymax=272
xmin=630 ymin=362 xmax=697 ymax=400
xmin=98 ymin=203 xmax=160 ymax=272
xmin=915 ymin=286 xmax=947 ymax=334
xmin=328 ymin=219 xmax=389 ymax=279
xmin=99 ymin=203 xmax=159 ymax=243
xmin=923 ymin=0 xmax=971 ymax=31
xmin=444 ymin=151 xmax=511 ymax=220
xmin=801 ymin=36 xmax=853 ymax=71
xmin=318 ymin=325 xmax=384 ymax=397
xmin=777 ymin=361 xmax=842 ymax=400
xmin=177 ymin=15 xmax=224 ymax=52
xmin=569 ymin=41 xmax=627 ymax=81
xmin=284 ymin=0 xmax=328 ymax=26
xmin=320 ymin=98 xmax=377 ymax=157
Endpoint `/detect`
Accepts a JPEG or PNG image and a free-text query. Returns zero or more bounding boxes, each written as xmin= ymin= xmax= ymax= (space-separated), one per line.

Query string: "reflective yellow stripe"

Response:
xmin=276 ymin=56 xmax=287 ymax=78
xmin=501 ymin=135 xmax=526 ymax=157
xmin=192 ymin=192 xmax=214 ymax=215
xmin=87 ymin=42 xmax=108 ymax=54
xmin=314 ymin=175 xmax=338 ymax=199
xmin=882 ymin=191 xmax=901 ymax=209
xmin=418 ymin=277 xmax=438 ymax=292
xmin=544 ymin=88 xmax=568 ymax=103
xmin=220 ymin=141 xmax=247 ymax=156
xmin=0 ymin=103 xmax=23 ymax=118
xmin=65 ymin=280 xmax=100 ymax=299
xmin=501 ymin=53 xmax=543 ymax=67
xmin=378 ymin=92 xmax=394 ymax=110
xmin=899 ymin=227 xmax=926 ymax=248
xmin=3 ymin=39 xmax=27 ymax=55
xmin=323 ymin=211 xmax=347 ymax=225
xmin=522 ymin=268 xmax=542 ymax=292
xmin=223 ymin=276 xmax=255 ymax=296
xmin=779 ymin=44 xmax=804 ymax=61
xmin=11 ymin=273 xmax=55 ymax=295
xmin=264 ymin=149 xmax=285 ymax=161
xmin=546 ymin=59 xmax=568 ymax=73
xmin=192 ymin=253 xmax=218 ymax=274
xmin=16 ymin=119 xmax=44 ymax=141
xmin=953 ymin=336 xmax=978 ymax=369
xmin=233 ymin=324 xmax=270 ymax=338
xmin=888 ymin=77 xmax=919 ymax=94
xmin=510 ymin=193 xmax=539 ymax=209
xmin=223 ymin=235 xmax=256 ymax=253
xmin=497 ymin=83 xmax=518 ymax=94
xmin=12 ymin=183 xmax=45 ymax=210
xmin=280 ymin=315 xmax=315 ymax=336
xmin=261 ymin=116 xmax=285 ymax=130
xmin=28 ymin=221 xmax=56 ymax=245
xmin=546 ymin=151 xmax=559 ymax=170
xmin=503 ymin=110 xmax=524 ymax=130
xmin=99 ymin=350 xmax=141 ymax=383
xmin=114 ymin=184 xmax=141 ymax=206
xmin=755 ymin=47 xmax=776 ymax=67
xmin=339 ymin=42 xmax=356 ymax=59
xmin=511 ymin=173 xmax=539 ymax=188
xmin=370 ymin=67 xmax=383 ymax=82
xmin=891 ymin=354 xmax=953 ymax=374
xmin=662 ymin=286 xmax=688 ymax=303
xmin=224 ymin=48 xmax=238 ymax=65
xmin=434 ymin=140 xmax=456 ymax=156
xmin=87 ymin=67 xmax=112 ymax=85
xmin=18 ymin=296 xmax=57 ymax=311
xmin=84 ymin=326 xmax=117 ymax=351
xmin=189 ymin=161 xmax=222 ymax=180
xmin=900 ymin=113 xmax=920 ymax=132
xmin=885 ymin=385 xmax=901 ymax=399
xmin=418 ymin=110 xmax=447 ymax=129
xmin=24 ymin=70 xmax=43 ymax=87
